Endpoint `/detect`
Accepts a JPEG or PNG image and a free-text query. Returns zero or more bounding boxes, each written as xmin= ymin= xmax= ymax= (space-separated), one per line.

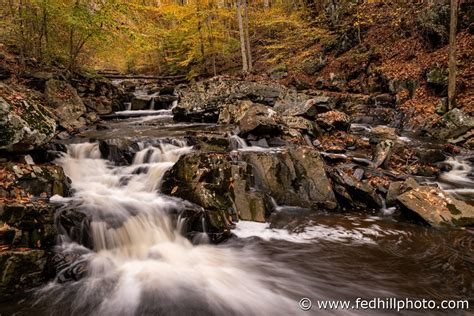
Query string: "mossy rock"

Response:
xmin=0 ymin=83 xmax=56 ymax=152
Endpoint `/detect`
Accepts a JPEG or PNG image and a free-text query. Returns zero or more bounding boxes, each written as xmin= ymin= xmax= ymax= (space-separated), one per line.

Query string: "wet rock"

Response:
xmin=98 ymin=139 xmax=141 ymax=165
xmin=162 ymin=152 xmax=251 ymax=225
xmin=386 ymin=178 xmax=420 ymax=207
xmin=1 ymin=203 xmax=60 ymax=248
xmin=316 ymin=110 xmax=351 ymax=132
xmin=329 ymin=168 xmax=383 ymax=209
xmin=397 ymin=186 xmax=474 ymax=227
xmin=56 ymin=208 xmax=92 ymax=249
xmin=49 ymin=251 xmax=88 ymax=283
xmin=131 ymin=95 xmax=151 ymax=110
xmin=243 ymin=147 xmax=338 ymax=210
xmin=163 ymin=148 xmax=337 ymax=224
xmin=428 ymin=108 xmax=474 ymax=140
xmin=0 ymin=83 xmax=56 ymax=152
xmin=415 ymin=148 xmax=446 ymax=164
xmin=44 ymin=79 xmax=87 ymax=131
xmin=0 ymin=249 xmax=47 ymax=302
xmin=369 ymin=93 xmax=395 ymax=107
xmin=238 ymin=104 xmax=282 ymax=137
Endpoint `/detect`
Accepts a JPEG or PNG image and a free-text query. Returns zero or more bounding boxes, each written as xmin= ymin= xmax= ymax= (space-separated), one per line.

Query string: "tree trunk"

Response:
xmin=447 ymin=0 xmax=458 ymax=111
xmin=243 ymin=0 xmax=252 ymax=71
xmin=237 ymin=0 xmax=248 ymax=72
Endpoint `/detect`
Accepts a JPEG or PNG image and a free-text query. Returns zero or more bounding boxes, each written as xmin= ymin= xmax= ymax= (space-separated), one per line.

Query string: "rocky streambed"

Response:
xmin=1 ymin=77 xmax=473 ymax=315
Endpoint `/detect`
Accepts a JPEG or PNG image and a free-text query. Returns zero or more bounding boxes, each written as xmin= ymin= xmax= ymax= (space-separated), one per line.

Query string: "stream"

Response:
xmin=3 ymin=103 xmax=474 ymax=315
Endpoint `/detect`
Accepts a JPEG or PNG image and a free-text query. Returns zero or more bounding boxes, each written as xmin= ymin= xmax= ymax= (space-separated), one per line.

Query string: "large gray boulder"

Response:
xmin=173 ymin=79 xmax=296 ymax=123
xmin=428 ymin=108 xmax=474 ymax=140
xmin=44 ymin=79 xmax=86 ymax=130
xmin=243 ymin=147 xmax=338 ymax=210
xmin=0 ymin=83 xmax=56 ymax=152
xmin=397 ymin=186 xmax=474 ymax=227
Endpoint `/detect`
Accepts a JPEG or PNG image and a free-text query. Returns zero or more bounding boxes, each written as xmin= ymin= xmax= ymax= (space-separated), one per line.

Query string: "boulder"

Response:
xmin=173 ymin=79 xmax=293 ymax=123
xmin=98 ymin=139 xmax=141 ymax=165
xmin=131 ymin=95 xmax=151 ymax=110
xmin=238 ymin=104 xmax=282 ymax=137
xmin=162 ymin=147 xmax=338 ymax=224
xmin=279 ymin=96 xmax=335 ymax=118
xmin=428 ymin=108 xmax=474 ymax=140
xmin=329 ymin=167 xmax=383 ymax=209
xmin=0 ymin=163 xmax=71 ymax=248
xmin=243 ymin=147 xmax=338 ymax=210
xmin=0 ymin=250 xmax=47 ymax=301
xmin=44 ymin=79 xmax=86 ymax=130
xmin=83 ymin=96 xmax=113 ymax=115
xmin=316 ymin=110 xmax=351 ymax=132
xmin=218 ymin=100 xmax=253 ymax=124
xmin=397 ymin=186 xmax=474 ymax=227
xmin=162 ymin=152 xmax=256 ymax=224
xmin=369 ymin=125 xmax=398 ymax=144
xmin=280 ymin=116 xmax=320 ymax=136
xmin=0 ymin=83 xmax=56 ymax=152
xmin=426 ymin=66 xmax=448 ymax=95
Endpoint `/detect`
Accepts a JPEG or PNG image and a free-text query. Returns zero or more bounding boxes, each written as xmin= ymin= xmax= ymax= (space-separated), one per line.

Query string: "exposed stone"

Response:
xmin=329 ymin=167 xmax=383 ymax=209
xmin=279 ymin=96 xmax=335 ymax=118
xmin=98 ymin=139 xmax=141 ymax=165
xmin=0 ymin=250 xmax=47 ymax=301
xmin=243 ymin=147 xmax=338 ymax=210
xmin=0 ymin=83 xmax=56 ymax=152
xmin=316 ymin=110 xmax=351 ymax=132
xmin=428 ymin=108 xmax=474 ymax=140
xmin=398 ymin=186 xmax=474 ymax=227
xmin=426 ymin=66 xmax=448 ymax=95
xmin=162 ymin=147 xmax=337 ymax=225
xmin=44 ymin=79 xmax=87 ymax=131
xmin=173 ymin=79 xmax=294 ymax=123
xmin=281 ymin=116 xmax=320 ymax=136
xmin=369 ymin=125 xmax=398 ymax=144
xmin=131 ymin=95 xmax=151 ymax=110
xmin=238 ymin=104 xmax=282 ymax=137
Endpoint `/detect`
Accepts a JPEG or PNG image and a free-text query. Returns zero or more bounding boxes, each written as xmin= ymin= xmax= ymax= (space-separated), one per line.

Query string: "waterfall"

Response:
xmin=229 ymin=134 xmax=248 ymax=150
xmin=437 ymin=156 xmax=474 ymax=198
xmin=39 ymin=141 xmax=308 ymax=315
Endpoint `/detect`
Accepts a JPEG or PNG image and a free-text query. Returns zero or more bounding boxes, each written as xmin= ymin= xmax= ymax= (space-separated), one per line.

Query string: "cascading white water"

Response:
xmin=40 ymin=141 xmax=310 ymax=315
xmin=437 ymin=156 xmax=474 ymax=198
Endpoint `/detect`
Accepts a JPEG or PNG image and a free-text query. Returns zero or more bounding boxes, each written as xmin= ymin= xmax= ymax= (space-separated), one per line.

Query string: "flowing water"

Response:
xmin=3 ymin=110 xmax=474 ymax=315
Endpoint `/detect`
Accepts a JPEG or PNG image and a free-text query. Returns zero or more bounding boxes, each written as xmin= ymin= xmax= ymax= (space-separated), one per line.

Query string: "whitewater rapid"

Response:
xmin=38 ymin=142 xmax=312 ymax=316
